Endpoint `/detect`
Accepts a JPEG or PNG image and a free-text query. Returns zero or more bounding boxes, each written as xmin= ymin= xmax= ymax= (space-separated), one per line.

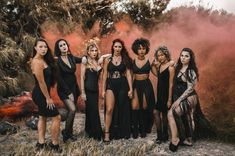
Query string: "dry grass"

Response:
xmin=0 ymin=113 xmax=234 ymax=156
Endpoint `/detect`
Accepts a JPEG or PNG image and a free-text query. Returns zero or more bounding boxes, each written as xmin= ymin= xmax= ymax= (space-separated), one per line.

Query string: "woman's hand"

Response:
xmin=152 ymin=59 xmax=160 ymax=67
xmin=81 ymin=93 xmax=86 ymax=101
xmin=171 ymin=99 xmax=181 ymax=110
xmin=102 ymin=91 xmax=106 ymax=99
xmin=46 ymin=97 xmax=55 ymax=110
xmin=167 ymin=99 xmax=172 ymax=109
xmin=68 ymin=93 xmax=74 ymax=102
xmin=128 ymin=90 xmax=133 ymax=99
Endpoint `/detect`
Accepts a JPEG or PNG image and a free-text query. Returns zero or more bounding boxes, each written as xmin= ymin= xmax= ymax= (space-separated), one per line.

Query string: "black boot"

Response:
xmin=156 ymin=129 xmax=162 ymax=144
xmin=49 ymin=142 xmax=62 ymax=153
xmin=35 ymin=142 xmax=47 ymax=150
xmin=131 ymin=110 xmax=139 ymax=139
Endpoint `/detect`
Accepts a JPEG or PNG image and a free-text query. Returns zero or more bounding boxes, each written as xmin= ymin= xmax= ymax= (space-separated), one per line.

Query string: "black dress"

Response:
xmin=32 ymin=66 xmax=59 ymax=117
xmin=155 ymin=65 xmax=170 ymax=140
xmin=156 ymin=66 xmax=170 ymax=113
xmin=132 ymin=60 xmax=155 ymax=135
xmin=172 ymin=71 xmax=197 ymax=141
xmin=106 ymin=58 xmax=131 ymax=139
xmin=57 ymin=54 xmax=81 ymax=103
xmin=84 ymin=68 xmax=103 ymax=140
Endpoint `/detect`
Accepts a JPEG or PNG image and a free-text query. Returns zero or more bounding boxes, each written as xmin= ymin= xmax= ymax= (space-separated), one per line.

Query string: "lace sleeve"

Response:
xmin=178 ymin=70 xmax=197 ymax=101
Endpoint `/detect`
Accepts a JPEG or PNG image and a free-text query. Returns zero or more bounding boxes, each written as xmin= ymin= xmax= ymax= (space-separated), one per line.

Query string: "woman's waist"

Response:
xmin=134 ymin=74 xmax=149 ymax=80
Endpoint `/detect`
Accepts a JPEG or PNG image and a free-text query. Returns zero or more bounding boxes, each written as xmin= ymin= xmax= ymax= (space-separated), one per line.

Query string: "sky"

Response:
xmin=166 ymin=0 xmax=235 ymax=14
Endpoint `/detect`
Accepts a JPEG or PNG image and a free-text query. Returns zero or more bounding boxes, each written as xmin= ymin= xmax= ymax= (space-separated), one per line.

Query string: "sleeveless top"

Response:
xmin=132 ymin=60 xmax=151 ymax=74
xmin=107 ymin=57 xmax=126 ymax=78
xmin=34 ymin=66 xmax=51 ymax=91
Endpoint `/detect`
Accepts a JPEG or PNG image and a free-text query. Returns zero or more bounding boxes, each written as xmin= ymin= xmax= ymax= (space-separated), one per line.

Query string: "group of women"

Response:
xmin=31 ymin=37 xmax=204 ymax=152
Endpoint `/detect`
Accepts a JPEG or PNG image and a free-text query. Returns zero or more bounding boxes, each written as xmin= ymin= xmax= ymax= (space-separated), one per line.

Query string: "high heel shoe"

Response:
xmin=35 ymin=142 xmax=47 ymax=150
xmin=103 ymin=132 xmax=110 ymax=144
xmin=49 ymin=142 xmax=62 ymax=153
xmin=169 ymin=140 xmax=180 ymax=152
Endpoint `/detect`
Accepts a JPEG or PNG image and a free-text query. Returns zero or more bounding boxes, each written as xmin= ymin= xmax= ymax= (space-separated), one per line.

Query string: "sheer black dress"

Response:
xmin=172 ymin=70 xmax=215 ymax=141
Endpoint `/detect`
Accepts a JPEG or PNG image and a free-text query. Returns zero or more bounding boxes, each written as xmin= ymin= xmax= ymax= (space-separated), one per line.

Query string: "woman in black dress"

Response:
xmin=80 ymin=40 xmax=103 ymax=140
xmin=168 ymin=48 xmax=199 ymax=152
xmin=131 ymin=38 xmax=155 ymax=138
xmin=102 ymin=39 xmax=133 ymax=142
xmin=54 ymin=39 xmax=82 ymax=142
xmin=31 ymin=38 xmax=61 ymax=151
xmin=152 ymin=46 xmax=175 ymax=144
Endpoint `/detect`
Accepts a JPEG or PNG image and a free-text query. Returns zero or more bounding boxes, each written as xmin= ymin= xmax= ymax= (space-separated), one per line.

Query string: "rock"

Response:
xmin=25 ymin=116 xmax=38 ymax=130
xmin=0 ymin=121 xmax=19 ymax=135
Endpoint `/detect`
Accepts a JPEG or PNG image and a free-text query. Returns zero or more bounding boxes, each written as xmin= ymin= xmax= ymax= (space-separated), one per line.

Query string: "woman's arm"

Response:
xmin=80 ymin=63 xmax=86 ymax=100
xmin=98 ymin=54 xmax=112 ymax=65
xmin=32 ymin=59 xmax=54 ymax=109
xmin=102 ymin=58 xmax=109 ymax=98
xmin=151 ymin=59 xmax=159 ymax=77
xmin=178 ymin=70 xmax=197 ymax=102
xmin=70 ymin=54 xmax=82 ymax=64
xmin=126 ymin=68 xmax=133 ymax=99
xmin=172 ymin=70 xmax=197 ymax=109
xmin=167 ymin=66 xmax=175 ymax=109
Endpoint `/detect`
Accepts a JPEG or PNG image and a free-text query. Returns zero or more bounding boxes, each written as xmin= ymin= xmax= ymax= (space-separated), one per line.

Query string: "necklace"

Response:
xmin=113 ymin=56 xmax=121 ymax=65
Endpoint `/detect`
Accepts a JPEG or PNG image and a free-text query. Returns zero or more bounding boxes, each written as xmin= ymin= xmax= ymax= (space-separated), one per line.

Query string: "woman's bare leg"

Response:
xmin=104 ymin=90 xmax=115 ymax=141
xmin=38 ymin=116 xmax=46 ymax=144
xmin=51 ymin=115 xmax=61 ymax=145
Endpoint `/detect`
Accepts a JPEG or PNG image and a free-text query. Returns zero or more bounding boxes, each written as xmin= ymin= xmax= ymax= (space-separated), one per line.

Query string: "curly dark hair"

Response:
xmin=33 ymin=38 xmax=57 ymax=86
xmin=111 ymin=39 xmax=132 ymax=69
xmin=54 ymin=39 xmax=71 ymax=57
xmin=154 ymin=46 xmax=171 ymax=61
xmin=175 ymin=48 xmax=199 ymax=82
xmin=131 ymin=38 xmax=150 ymax=55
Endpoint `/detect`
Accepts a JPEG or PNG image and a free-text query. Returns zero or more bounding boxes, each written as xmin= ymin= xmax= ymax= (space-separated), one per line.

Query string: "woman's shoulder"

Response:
xmin=188 ymin=69 xmax=197 ymax=81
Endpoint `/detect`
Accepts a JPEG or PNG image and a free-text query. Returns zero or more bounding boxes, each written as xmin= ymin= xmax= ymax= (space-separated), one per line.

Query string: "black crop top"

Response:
xmin=107 ymin=57 xmax=126 ymax=78
xmin=132 ymin=60 xmax=151 ymax=74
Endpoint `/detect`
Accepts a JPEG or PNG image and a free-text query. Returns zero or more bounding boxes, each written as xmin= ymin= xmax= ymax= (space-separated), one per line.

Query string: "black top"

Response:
xmin=107 ymin=57 xmax=126 ymax=78
xmin=57 ymin=54 xmax=82 ymax=101
xmin=173 ymin=71 xmax=196 ymax=102
xmin=85 ymin=68 xmax=101 ymax=92
xmin=132 ymin=60 xmax=151 ymax=74
xmin=34 ymin=67 xmax=51 ymax=91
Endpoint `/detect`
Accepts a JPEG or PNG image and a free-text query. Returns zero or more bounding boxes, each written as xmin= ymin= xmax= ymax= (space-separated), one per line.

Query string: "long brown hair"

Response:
xmin=33 ymin=38 xmax=57 ymax=86
xmin=111 ymin=39 xmax=132 ymax=69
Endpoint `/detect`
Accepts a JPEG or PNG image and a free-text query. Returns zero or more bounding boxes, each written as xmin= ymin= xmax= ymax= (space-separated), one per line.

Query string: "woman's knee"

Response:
xmin=53 ymin=115 xmax=61 ymax=122
xmin=106 ymin=107 xmax=114 ymax=115
xmin=167 ymin=110 xmax=173 ymax=119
